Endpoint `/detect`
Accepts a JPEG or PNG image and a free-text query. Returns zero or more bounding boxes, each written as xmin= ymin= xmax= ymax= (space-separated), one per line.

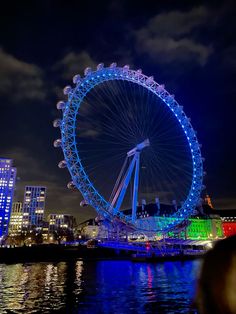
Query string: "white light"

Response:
xmin=206 ymin=242 xmax=213 ymax=249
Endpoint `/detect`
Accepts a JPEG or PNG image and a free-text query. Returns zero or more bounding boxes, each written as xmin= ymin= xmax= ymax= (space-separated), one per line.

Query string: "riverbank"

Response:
xmin=0 ymin=244 xmax=204 ymax=264
xmin=0 ymin=244 xmax=128 ymax=263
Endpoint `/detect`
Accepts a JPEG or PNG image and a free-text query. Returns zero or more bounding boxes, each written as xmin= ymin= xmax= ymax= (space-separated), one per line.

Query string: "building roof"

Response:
xmin=204 ymin=208 xmax=236 ymax=217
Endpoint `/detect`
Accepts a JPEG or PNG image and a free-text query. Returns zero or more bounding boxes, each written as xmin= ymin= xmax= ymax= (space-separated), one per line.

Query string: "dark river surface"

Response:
xmin=0 ymin=259 xmax=201 ymax=314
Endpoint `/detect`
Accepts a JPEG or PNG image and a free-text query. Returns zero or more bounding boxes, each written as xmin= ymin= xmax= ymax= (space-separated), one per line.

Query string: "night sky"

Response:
xmin=0 ymin=0 xmax=236 ymax=223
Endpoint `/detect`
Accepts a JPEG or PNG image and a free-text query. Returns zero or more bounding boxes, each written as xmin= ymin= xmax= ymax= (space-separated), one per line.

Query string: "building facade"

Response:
xmin=22 ymin=186 xmax=46 ymax=230
xmin=183 ymin=218 xmax=223 ymax=240
xmin=212 ymin=209 xmax=236 ymax=237
xmin=78 ymin=219 xmax=99 ymax=239
xmin=0 ymin=158 xmax=17 ymax=236
xmin=222 ymin=217 xmax=236 ymax=237
xmin=204 ymin=208 xmax=236 ymax=238
xmin=9 ymin=202 xmax=23 ymax=236
xmin=48 ymin=214 xmax=76 ymax=232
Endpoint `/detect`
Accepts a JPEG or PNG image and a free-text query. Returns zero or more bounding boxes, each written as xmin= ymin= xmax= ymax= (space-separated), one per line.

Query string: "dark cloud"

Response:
xmin=2 ymin=146 xmax=95 ymax=223
xmin=0 ymin=49 xmax=45 ymax=104
xmin=79 ymin=128 xmax=101 ymax=139
xmin=3 ymin=147 xmax=56 ymax=182
xmin=214 ymin=197 xmax=236 ymax=210
xmin=54 ymin=51 xmax=97 ymax=80
xmin=140 ymin=6 xmax=208 ymax=37
xmin=135 ymin=6 xmax=213 ymax=66
xmin=136 ymin=37 xmax=212 ymax=65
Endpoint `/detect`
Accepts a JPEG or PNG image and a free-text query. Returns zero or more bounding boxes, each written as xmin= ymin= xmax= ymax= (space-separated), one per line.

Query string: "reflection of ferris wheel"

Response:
xmin=53 ymin=63 xmax=204 ymax=232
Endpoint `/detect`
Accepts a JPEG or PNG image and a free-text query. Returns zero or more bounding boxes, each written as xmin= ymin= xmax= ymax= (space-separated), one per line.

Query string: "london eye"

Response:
xmin=53 ymin=63 xmax=204 ymax=233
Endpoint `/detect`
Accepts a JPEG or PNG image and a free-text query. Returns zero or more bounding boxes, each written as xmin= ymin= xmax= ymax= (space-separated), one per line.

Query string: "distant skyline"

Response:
xmin=1 ymin=0 xmax=236 ymax=222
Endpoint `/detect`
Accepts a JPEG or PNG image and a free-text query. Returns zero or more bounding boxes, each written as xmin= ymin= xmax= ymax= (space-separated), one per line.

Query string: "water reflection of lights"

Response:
xmin=0 ymin=264 xmax=30 ymax=311
xmin=147 ymin=265 xmax=153 ymax=289
xmin=0 ymin=260 xmax=200 ymax=313
xmin=0 ymin=262 xmax=69 ymax=313
xmin=45 ymin=263 xmax=67 ymax=297
xmin=45 ymin=264 xmax=54 ymax=287
xmin=146 ymin=265 xmax=156 ymax=303
xmin=74 ymin=261 xmax=83 ymax=297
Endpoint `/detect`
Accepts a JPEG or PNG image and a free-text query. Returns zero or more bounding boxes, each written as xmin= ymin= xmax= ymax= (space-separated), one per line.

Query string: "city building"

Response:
xmin=0 ymin=158 xmax=17 ymax=236
xmin=167 ymin=217 xmax=224 ymax=240
xmin=41 ymin=221 xmax=49 ymax=242
xmin=48 ymin=214 xmax=76 ymax=243
xmin=48 ymin=214 xmax=76 ymax=232
xmin=22 ymin=186 xmax=46 ymax=230
xmin=206 ymin=208 xmax=236 ymax=237
xmin=78 ymin=219 xmax=99 ymax=239
xmin=8 ymin=202 xmax=23 ymax=236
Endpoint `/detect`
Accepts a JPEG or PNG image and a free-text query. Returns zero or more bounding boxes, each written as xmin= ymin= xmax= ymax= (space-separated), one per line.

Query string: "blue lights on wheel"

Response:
xmin=54 ymin=64 xmax=204 ymax=233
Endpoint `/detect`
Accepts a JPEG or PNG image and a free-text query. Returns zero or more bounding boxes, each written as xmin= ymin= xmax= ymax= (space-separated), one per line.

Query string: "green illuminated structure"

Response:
xmin=156 ymin=217 xmax=224 ymax=240
xmin=185 ymin=218 xmax=223 ymax=240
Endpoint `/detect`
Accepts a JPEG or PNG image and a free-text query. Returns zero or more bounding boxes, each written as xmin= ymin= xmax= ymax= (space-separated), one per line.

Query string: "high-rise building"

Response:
xmin=0 ymin=158 xmax=17 ymax=237
xmin=9 ymin=202 xmax=23 ymax=236
xmin=22 ymin=186 xmax=46 ymax=230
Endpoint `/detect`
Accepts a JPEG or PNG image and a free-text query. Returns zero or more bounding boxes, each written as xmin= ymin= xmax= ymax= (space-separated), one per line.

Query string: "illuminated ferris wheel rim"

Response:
xmin=55 ymin=63 xmax=204 ymax=232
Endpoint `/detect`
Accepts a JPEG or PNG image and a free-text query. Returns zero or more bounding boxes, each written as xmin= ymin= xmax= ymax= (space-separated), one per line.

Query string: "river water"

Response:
xmin=0 ymin=259 xmax=200 ymax=314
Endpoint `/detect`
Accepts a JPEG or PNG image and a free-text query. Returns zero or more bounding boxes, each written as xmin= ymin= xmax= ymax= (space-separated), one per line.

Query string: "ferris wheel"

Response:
xmin=53 ymin=63 xmax=204 ymax=232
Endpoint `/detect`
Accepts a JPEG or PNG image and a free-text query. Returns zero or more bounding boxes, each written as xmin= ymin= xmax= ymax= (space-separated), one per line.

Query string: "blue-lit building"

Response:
xmin=0 ymin=158 xmax=17 ymax=237
xmin=22 ymin=186 xmax=46 ymax=230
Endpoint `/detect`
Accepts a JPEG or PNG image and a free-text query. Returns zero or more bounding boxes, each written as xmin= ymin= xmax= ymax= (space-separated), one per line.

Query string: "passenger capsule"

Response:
xmin=53 ymin=139 xmax=62 ymax=148
xmin=58 ymin=160 xmax=67 ymax=168
xmin=97 ymin=63 xmax=104 ymax=70
xmin=167 ymin=95 xmax=175 ymax=104
xmin=67 ymin=181 xmax=76 ymax=189
xmin=146 ymin=76 xmax=154 ymax=83
xmin=95 ymin=216 xmax=102 ymax=223
xmin=109 ymin=62 xmax=117 ymax=68
xmin=123 ymin=65 xmax=130 ymax=71
xmin=80 ymin=199 xmax=88 ymax=207
xmin=56 ymin=101 xmax=66 ymax=110
xmin=53 ymin=119 xmax=61 ymax=128
xmin=84 ymin=67 xmax=92 ymax=76
xmin=156 ymin=84 xmax=165 ymax=92
xmin=73 ymin=74 xmax=81 ymax=84
xmin=63 ymin=86 xmax=72 ymax=95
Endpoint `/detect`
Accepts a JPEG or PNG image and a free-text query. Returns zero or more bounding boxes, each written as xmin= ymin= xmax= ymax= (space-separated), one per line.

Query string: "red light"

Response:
xmin=223 ymin=222 xmax=236 ymax=237
xmin=145 ymin=241 xmax=151 ymax=251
